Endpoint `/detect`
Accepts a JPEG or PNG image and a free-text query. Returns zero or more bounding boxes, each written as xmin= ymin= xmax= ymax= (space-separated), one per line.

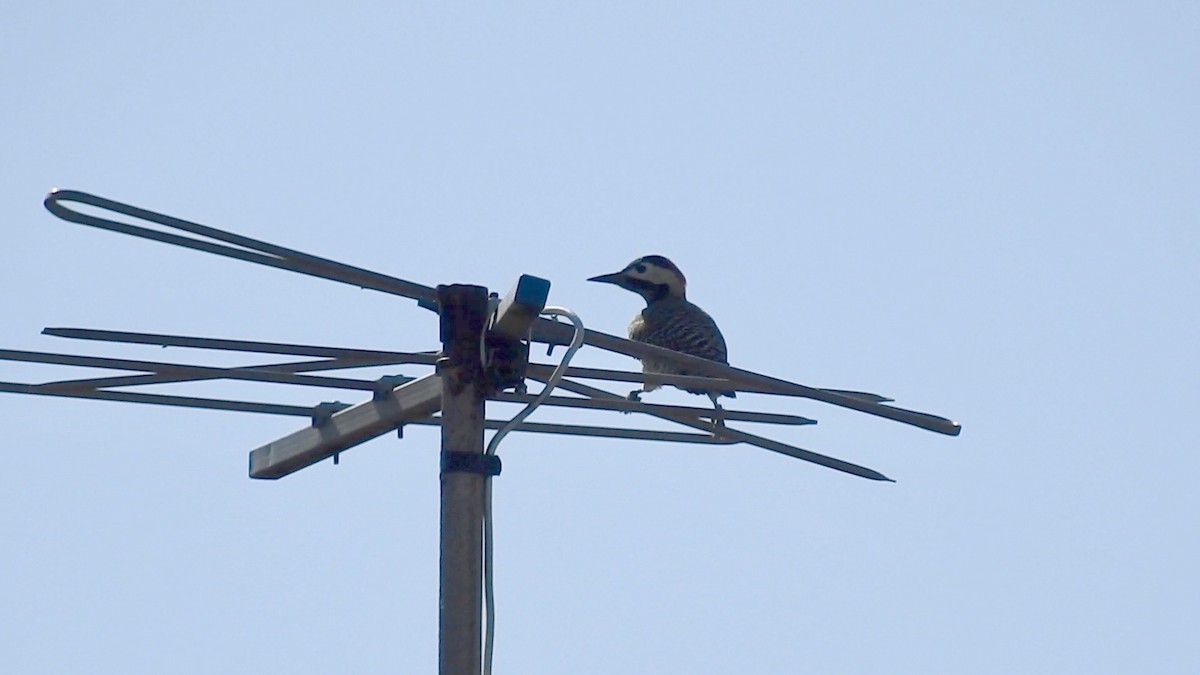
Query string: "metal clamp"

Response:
xmin=373 ymin=374 xmax=412 ymax=400
xmin=441 ymin=451 xmax=501 ymax=477
xmin=311 ymin=401 xmax=347 ymax=428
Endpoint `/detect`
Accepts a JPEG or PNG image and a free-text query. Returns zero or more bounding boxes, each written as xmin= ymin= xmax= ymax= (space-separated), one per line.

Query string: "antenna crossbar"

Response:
xmin=42 ymin=327 xmax=890 ymax=402
xmin=492 ymin=391 xmax=816 ymax=426
xmin=543 ymin=376 xmax=893 ymax=482
xmin=407 ymin=418 xmax=737 ymax=444
xmin=33 ymin=356 xmax=406 ymax=391
xmin=43 ymin=327 xmax=438 ymax=364
xmin=0 ymin=348 xmax=402 ymax=392
xmin=0 ymin=379 xmax=323 ymax=417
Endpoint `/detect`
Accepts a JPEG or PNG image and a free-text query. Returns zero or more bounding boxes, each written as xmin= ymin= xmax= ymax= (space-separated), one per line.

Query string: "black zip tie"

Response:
xmin=441 ymin=451 xmax=501 ymax=477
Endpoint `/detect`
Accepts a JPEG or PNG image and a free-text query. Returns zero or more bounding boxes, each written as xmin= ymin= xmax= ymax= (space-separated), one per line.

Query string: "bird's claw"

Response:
xmin=707 ymin=396 xmax=726 ymax=432
xmin=621 ymin=389 xmax=643 ymax=415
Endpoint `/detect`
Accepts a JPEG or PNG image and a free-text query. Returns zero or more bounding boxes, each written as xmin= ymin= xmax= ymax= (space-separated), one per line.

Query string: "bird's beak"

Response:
xmin=587 ymin=271 xmax=625 ymax=285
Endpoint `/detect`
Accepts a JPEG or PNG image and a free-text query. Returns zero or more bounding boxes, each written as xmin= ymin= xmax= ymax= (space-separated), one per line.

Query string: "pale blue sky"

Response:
xmin=2 ymin=3 xmax=1197 ymax=673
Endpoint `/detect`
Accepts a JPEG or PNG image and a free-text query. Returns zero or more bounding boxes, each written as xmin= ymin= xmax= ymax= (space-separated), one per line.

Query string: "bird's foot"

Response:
xmin=623 ymin=389 xmax=643 ymax=414
xmin=708 ymin=396 xmax=726 ymax=432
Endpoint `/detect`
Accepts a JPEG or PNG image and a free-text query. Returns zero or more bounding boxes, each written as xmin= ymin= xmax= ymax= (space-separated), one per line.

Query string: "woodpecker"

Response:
xmin=588 ymin=255 xmax=735 ymax=414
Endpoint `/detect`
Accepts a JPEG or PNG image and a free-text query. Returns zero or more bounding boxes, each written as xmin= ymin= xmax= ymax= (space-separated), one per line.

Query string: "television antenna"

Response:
xmin=4 ymin=189 xmax=961 ymax=675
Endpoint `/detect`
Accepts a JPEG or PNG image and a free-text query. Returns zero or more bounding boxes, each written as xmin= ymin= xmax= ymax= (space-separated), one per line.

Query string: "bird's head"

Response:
xmin=588 ymin=255 xmax=687 ymax=303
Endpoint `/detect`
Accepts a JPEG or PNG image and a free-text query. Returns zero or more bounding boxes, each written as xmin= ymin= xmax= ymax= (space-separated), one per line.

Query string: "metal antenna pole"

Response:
xmin=437 ymin=285 xmax=489 ymax=675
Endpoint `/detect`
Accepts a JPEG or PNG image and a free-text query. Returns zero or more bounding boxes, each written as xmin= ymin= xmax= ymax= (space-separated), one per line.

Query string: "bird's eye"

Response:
xmin=635 ymin=264 xmax=647 ymax=274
